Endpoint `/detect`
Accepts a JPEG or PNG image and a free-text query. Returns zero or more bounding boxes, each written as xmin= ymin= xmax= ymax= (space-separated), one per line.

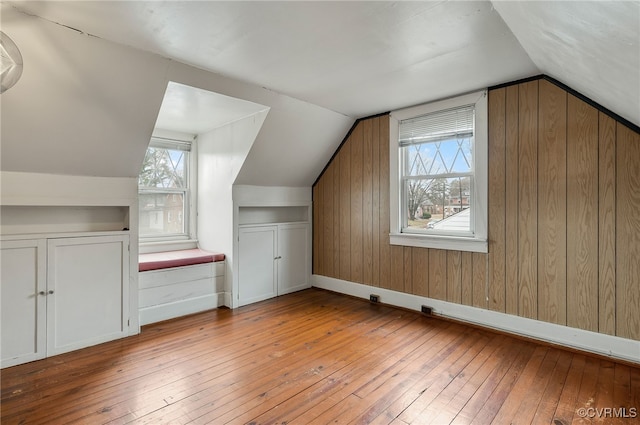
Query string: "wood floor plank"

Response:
xmin=479 ymin=345 xmax=549 ymax=424
xmin=530 ymin=350 xmax=573 ymax=424
xmin=2 ymin=288 xmax=637 ymax=425
xmin=352 ymin=331 xmax=489 ymax=424
xmin=249 ymin=319 xmax=452 ymax=424
xmin=449 ymin=340 xmax=534 ymax=424
xmin=552 ymin=354 xmax=586 ymax=424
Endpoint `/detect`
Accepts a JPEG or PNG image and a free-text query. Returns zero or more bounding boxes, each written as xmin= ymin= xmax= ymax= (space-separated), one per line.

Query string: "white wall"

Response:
xmin=197 ymin=110 xmax=269 ymax=304
xmin=1 ymin=3 xmax=353 ymax=187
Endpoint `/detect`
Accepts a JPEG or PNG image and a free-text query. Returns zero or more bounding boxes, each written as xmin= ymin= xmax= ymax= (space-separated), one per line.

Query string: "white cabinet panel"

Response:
xmin=47 ymin=235 xmax=129 ymax=356
xmin=238 ymin=223 xmax=310 ymax=306
xmin=1 ymin=240 xmax=47 ymax=368
xmin=238 ymin=226 xmax=277 ymax=306
xmin=278 ymin=224 xmax=310 ymax=295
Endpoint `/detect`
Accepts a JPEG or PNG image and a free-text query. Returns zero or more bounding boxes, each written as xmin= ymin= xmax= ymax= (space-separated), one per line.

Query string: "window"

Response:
xmin=138 ymin=138 xmax=192 ymax=240
xmin=389 ymin=91 xmax=488 ymax=253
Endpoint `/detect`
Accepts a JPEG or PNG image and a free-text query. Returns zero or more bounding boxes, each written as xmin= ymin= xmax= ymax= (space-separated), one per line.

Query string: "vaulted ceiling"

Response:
xmin=1 ymin=1 xmax=638 ymax=186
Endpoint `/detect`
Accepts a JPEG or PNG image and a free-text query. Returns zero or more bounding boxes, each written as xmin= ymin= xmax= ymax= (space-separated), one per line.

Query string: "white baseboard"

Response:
xmin=139 ymin=293 xmax=224 ymax=326
xmin=312 ymin=275 xmax=640 ymax=364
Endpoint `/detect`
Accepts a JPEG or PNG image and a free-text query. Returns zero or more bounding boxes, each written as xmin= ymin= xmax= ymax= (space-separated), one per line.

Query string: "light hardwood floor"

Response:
xmin=2 ymin=288 xmax=638 ymax=424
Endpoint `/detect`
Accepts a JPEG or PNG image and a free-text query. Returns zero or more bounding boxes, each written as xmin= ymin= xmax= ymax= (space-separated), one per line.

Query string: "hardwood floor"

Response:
xmin=2 ymin=288 xmax=638 ymax=424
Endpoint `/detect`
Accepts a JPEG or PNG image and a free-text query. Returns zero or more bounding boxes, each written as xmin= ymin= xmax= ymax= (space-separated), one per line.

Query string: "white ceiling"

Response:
xmin=155 ymin=81 xmax=269 ymax=135
xmin=493 ymin=1 xmax=640 ymax=128
xmin=9 ymin=0 xmax=539 ymax=118
xmin=2 ymin=1 xmax=638 ymax=186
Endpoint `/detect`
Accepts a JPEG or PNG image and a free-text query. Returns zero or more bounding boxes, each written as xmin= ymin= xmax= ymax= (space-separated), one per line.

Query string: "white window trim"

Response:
xmin=139 ymin=130 xmax=199 ymax=253
xmin=389 ymin=90 xmax=488 ymax=253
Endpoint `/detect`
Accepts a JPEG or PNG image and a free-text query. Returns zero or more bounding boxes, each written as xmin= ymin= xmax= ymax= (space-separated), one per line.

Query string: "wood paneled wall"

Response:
xmin=313 ymin=78 xmax=640 ymax=341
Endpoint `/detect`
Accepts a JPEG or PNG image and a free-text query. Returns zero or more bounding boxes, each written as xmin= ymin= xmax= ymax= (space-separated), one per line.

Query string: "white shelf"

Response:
xmin=0 ymin=205 xmax=129 ymax=236
xmin=238 ymin=205 xmax=309 ymax=225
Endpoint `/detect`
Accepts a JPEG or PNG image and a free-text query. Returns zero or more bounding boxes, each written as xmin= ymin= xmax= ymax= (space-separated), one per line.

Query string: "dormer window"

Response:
xmin=138 ymin=138 xmax=192 ymax=240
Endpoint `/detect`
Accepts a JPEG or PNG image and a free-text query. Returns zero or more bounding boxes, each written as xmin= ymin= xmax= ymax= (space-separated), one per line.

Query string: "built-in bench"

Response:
xmin=138 ymin=249 xmax=225 ymax=325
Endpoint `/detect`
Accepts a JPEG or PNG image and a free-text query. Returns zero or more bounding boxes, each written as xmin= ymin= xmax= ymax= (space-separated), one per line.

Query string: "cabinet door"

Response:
xmin=277 ymin=223 xmax=310 ymax=295
xmin=47 ymin=235 xmax=129 ymax=356
xmin=238 ymin=226 xmax=277 ymax=306
xmin=1 ymin=239 xmax=47 ymax=368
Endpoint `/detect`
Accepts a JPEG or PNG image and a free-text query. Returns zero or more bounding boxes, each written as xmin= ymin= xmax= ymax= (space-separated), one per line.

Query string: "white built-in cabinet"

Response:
xmin=231 ymin=186 xmax=313 ymax=308
xmin=238 ymin=221 xmax=310 ymax=307
xmin=1 ymin=233 xmax=129 ymax=368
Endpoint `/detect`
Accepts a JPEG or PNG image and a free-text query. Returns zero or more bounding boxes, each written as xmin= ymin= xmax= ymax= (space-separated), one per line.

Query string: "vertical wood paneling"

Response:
xmin=461 ymin=252 xmax=473 ymax=306
xmin=566 ymin=95 xmax=598 ymax=331
xmin=472 ymin=253 xmax=487 ymax=309
xmin=333 ymin=154 xmax=341 ymax=277
xmin=488 ymin=88 xmax=506 ymax=313
xmin=598 ymin=113 xmax=616 ymax=335
xmin=447 ymin=251 xmax=462 ymax=304
xmin=412 ymin=248 xmax=428 ymax=296
xmin=517 ymin=80 xmax=539 ymax=320
xmin=379 ymin=117 xmax=391 ymax=289
xmin=350 ymin=126 xmax=364 ymax=283
xmin=312 ymin=83 xmax=640 ymax=343
xmin=312 ymin=184 xmax=320 ymax=274
xmin=537 ymin=80 xmax=567 ymax=325
xmin=322 ymin=163 xmax=335 ymax=277
xmin=505 ymin=85 xmax=520 ymax=316
xmin=403 ymin=247 xmax=412 ymax=294
xmin=390 ymin=245 xmax=404 ymax=292
xmin=362 ymin=120 xmax=373 ymax=285
xmin=371 ymin=118 xmax=381 ymax=287
xmin=616 ymin=123 xmax=640 ymax=340
xmin=428 ymin=249 xmax=447 ymax=300
xmin=339 ymin=142 xmax=351 ymax=281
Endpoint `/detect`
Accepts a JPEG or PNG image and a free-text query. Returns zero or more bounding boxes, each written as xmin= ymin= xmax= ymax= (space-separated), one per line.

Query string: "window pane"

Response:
xmin=139 ymin=147 xmax=187 ymax=189
xmin=404 ymin=176 xmax=471 ymax=232
xmin=403 ymin=137 xmax=472 ymax=177
xmin=139 ymin=193 xmax=185 ymax=236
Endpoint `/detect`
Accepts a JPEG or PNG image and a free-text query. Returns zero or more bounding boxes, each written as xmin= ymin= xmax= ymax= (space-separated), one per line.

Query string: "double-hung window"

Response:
xmin=138 ymin=137 xmax=192 ymax=241
xmin=390 ymin=91 xmax=488 ymax=253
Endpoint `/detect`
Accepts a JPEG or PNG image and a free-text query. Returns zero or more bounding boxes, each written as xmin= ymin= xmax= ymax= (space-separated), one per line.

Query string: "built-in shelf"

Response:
xmin=238 ymin=206 xmax=309 ymax=225
xmin=0 ymin=205 xmax=130 ymax=236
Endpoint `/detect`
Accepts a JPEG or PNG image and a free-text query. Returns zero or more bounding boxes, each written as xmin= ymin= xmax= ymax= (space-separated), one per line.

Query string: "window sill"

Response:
xmin=390 ymin=233 xmax=487 ymax=253
xmin=139 ymin=239 xmax=198 ymax=254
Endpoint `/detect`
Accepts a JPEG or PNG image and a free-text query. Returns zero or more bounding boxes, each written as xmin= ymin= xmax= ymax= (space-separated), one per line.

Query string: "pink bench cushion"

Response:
xmin=139 ymin=249 xmax=225 ymax=272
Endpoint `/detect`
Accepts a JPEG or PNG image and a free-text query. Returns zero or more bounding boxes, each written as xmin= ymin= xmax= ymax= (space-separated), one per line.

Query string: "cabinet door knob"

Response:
xmin=48 ymin=290 xmax=54 ymax=295
xmin=38 ymin=291 xmax=46 ymax=296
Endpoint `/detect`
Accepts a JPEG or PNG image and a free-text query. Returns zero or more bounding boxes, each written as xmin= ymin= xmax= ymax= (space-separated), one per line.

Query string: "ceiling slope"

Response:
xmin=0 ymin=2 xmax=169 ymax=178
xmin=493 ymin=1 xmax=640 ymax=127
xmin=0 ymin=2 xmax=353 ymax=186
xmin=8 ymin=1 xmax=538 ymax=117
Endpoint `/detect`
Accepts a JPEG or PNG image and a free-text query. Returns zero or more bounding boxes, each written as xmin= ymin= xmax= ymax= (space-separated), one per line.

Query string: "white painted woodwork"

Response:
xmin=138 ymin=262 xmax=225 ymax=326
xmin=231 ymin=185 xmax=313 ymax=308
xmin=1 ymin=234 xmax=130 ymax=367
xmin=277 ymin=224 xmax=311 ymax=296
xmin=238 ymin=206 xmax=308 ymax=226
xmin=0 ymin=239 xmax=47 ymax=368
xmin=238 ymin=222 xmax=311 ymax=306
xmin=0 ymin=205 xmax=129 ymax=235
xmin=312 ymin=274 xmax=640 ymax=364
xmin=0 ymin=174 xmax=139 ymax=334
xmin=238 ymin=226 xmax=278 ymax=307
xmin=46 ymin=235 xmax=130 ymax=356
